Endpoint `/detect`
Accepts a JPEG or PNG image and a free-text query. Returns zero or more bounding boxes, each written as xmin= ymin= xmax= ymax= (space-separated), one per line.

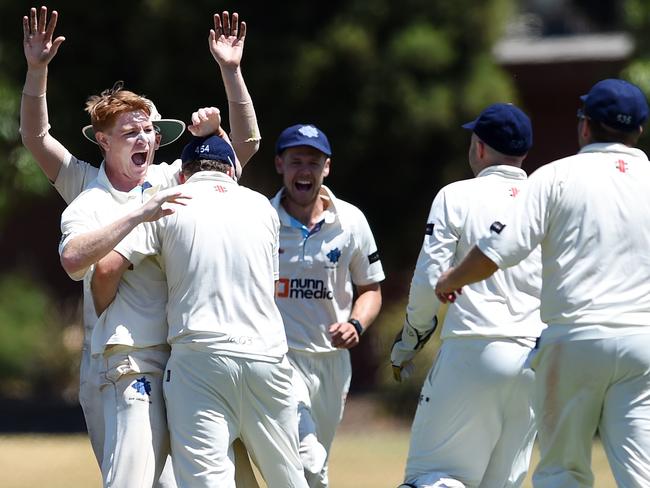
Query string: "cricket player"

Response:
xmin=104 ymin=134 xmax=308 ymax=488
xmin=271 ymin=124 xmax=385 ymax=487
xmin=21 ymin=6 xmax=260 ymax=487
xmin=436 ymin=79 xmax=650 ymax=488
xmin=391 ymin=103 xmax=544 ymax=488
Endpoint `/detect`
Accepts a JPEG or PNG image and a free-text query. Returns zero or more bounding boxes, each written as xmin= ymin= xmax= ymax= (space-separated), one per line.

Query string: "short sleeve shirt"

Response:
xmin=270 ymin=185 xmax=385 ymax=352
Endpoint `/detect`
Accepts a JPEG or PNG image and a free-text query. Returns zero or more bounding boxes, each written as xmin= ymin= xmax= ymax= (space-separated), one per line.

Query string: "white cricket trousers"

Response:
xmin=531 ymin=330 xmax=650 ymax=488
xmin=82 ymin=340 xmax=177 ymax=487
xmin=79 ymin=343 xmax=105 ymax=466
xmin=164 ymin=344 xmax=308 ymax=488
xmin=404 ymin=337 xmax=536 ymax=488
xmin=288 ymin=348 xmax=352 ymax=488
xmin=100 ymin=345 xmax=172 ymax=488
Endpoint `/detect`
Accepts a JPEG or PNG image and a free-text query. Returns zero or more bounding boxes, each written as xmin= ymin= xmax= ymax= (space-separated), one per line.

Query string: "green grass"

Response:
xmin=0 ymin=429 xmax=617 ymax=488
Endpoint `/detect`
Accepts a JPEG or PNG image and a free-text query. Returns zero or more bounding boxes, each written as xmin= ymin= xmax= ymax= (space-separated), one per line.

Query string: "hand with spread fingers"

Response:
xmin=209 ymin=11 xmax=247 ymax=68
xmin=23 ymin=6 xmax=65 ymax=69
xmin=137 ymin=189 xmax=192 ymax=223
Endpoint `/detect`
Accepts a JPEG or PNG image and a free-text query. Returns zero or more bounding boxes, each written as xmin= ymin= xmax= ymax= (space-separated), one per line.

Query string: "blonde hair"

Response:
xmin=84 ymin=81 xmax=151 ymax=134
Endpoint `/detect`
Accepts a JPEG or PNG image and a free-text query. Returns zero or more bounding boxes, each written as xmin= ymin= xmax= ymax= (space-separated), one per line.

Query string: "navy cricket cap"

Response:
xmin=580 ymin=78 xmax=648 ymax=132
xmin=462 ymin=103 xmax=532 ymax=156
xmin=181 ymin=135 xmax=235 ymax=166
xmin=275 ymin=124 xmax=332 ymax=156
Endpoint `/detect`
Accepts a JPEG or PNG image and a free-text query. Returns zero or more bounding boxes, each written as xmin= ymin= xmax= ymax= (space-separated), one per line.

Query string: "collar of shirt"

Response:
xmin=270 ymin=184 xmax=338 ymax=230
xmin=476 ymin=164 xmax=527 ymax=180
xmin=579 ymin=142 xmax=648 ymax=159
xmin=184 ymin=171 xmax=237 ymax=186
xmin=96 ymin=162 xmax=159 ymax=204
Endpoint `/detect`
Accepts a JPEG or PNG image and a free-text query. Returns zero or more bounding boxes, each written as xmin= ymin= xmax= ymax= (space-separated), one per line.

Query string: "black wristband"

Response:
xmin=348 ymin=318 xmax=364 ymax=337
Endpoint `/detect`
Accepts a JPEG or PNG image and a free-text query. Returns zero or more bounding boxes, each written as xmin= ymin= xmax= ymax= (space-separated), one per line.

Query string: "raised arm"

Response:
xmin=208 ymin=11 xmax=260 ymax=171
xmin=20 ymin=6 xmax=67 ymax=182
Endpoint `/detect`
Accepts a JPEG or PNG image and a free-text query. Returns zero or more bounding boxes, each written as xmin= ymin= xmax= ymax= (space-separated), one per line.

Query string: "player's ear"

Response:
xmin=178 ymin=172 xmax=187 ymax=184
xmin=580 ymin=118 xmax=590 ymax=140
xmin=274 ymin=155 xmax=284 ymax=174
xmin=95 ymin=132 xmax=110 ymax=152
xmin=154 ymin=132 xmax=162 ymax=150
xmin=323 ymin=157 xmax=331 ymax=178
xmin=477 ymin=140 xmax=486 ymax=160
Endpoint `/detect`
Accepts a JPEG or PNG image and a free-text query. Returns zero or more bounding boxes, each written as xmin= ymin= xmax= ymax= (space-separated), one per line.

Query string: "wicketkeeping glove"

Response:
xmin=390 ymin=316 xmax=437 ymax=382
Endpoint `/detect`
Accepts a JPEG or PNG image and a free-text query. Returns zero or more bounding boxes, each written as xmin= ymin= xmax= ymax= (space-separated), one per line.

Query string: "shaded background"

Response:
xmin=0 ymin=0 xmax=648 ymax=428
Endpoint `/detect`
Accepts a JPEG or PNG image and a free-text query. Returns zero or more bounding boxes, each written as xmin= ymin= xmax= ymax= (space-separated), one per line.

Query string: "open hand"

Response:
xmin=23 ymin=6 xmax=65 ymax=69
xmin=209 ymin=11 xmax=246 ymax=68
xmin=138 ymin=189 xmax=192 ymax=223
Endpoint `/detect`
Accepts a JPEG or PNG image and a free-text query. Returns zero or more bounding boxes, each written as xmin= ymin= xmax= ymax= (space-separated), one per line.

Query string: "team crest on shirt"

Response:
xmin=326 ymin=248 xmax=341 ymax=264
xmin=132 ymin=376 xmax=152 ymax=397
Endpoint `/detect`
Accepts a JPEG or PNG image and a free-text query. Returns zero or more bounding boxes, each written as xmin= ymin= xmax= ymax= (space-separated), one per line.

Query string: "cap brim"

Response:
xmin=461 ymin=120 xmax=477 ymax=130
xmin=82 ymin=119 xmax=186 ymax=147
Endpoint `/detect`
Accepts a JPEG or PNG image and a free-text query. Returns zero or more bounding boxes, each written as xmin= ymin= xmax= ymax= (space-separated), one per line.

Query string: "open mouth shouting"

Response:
xmin=295 ymin=180 xmax=313 ymax=192
xmin=132 ymin=151 xmax=148 ymax=166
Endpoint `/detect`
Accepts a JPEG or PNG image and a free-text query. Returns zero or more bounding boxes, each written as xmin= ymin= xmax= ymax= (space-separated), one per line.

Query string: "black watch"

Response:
xmin=348 ymin=318 xmax=364 ymax=337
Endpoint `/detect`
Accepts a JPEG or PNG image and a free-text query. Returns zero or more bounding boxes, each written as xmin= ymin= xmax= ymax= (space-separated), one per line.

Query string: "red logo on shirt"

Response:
xmin=616 ymin=160 xmax=628 ymax=173
xmin=276 ymin=278 xmax=290 ymax=297
xmin=214 ymin=185 xmax=228 ymax=193
xmin=509 ymin=187 xmax=519 ymax=197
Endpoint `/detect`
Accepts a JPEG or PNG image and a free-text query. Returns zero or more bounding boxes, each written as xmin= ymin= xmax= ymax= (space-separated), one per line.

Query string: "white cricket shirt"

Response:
xmin=408 ymin=165 xmax=544 ymax=340
xmin=59 ymin=159 xmax=180 ymax=356
xmin=121 ymin=172 xmax=288 ymax=362
xmin=479 ymin=143 xmax=650 ymax=335
xmin=54 ymin=152 xmax=182 ymax=349
xmin=270 ymin=185 xmax=385 ymax=353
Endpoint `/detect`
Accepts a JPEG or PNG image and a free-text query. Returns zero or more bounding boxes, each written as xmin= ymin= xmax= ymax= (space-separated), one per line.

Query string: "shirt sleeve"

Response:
xmin=406 ymin=188 xmax=462 ymax=331
xmin=59 ymin=197 xmax=94 ymax=281
xmin=478 ymin=163 xmax=556 ymax=269
xmin=349 ymin=209 xmax=385 ymax=286
xmin=53 ymin=153 xmax=99 ymax=204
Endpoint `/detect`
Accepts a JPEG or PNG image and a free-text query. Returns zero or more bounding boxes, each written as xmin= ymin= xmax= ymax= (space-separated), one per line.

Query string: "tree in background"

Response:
xmin=623 ymin=0 xmax=650 ymax=158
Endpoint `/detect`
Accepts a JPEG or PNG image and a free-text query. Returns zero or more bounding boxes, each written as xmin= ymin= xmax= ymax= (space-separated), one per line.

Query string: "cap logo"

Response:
xmin=298 ymin=126 xmax=319 ymax=138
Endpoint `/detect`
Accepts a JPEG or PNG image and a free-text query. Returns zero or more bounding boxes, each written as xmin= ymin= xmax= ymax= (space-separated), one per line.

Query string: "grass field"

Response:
xmin=0 ymin=429 xmax=617 ymax=487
